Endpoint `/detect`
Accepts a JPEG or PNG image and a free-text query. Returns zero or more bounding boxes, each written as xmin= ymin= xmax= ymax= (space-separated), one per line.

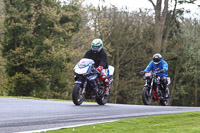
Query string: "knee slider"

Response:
xmin=100 ymin=74 xmax=107 ymax=82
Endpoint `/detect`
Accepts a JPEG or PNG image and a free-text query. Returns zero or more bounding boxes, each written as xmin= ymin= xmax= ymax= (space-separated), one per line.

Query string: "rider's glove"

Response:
xmin=159 ymin=69 xmax=165 ymax=73
xmin=96 ymin=66 xmax=103 ymax=72
xmin=140 ymin=71 xmax=145 ymax=75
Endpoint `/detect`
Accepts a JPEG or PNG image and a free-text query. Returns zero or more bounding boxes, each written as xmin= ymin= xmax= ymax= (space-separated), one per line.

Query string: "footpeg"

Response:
xmin=109 ymin=79 xmax=114 ymax=85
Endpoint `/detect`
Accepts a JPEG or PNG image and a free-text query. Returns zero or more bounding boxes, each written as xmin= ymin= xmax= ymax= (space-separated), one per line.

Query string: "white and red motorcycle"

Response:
xmin=72 ymin=58 xmax=114 ymax=105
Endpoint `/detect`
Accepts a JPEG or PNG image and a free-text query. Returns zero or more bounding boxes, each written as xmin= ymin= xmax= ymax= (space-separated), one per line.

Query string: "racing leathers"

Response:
xmin=83 ymin=48 xmax=109 ymax=95
xmin=144 ymin=58 xmax=169 ymax=97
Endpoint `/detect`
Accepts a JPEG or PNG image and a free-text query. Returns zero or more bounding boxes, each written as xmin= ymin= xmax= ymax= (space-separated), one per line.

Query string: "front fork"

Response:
xmin=75 ymin=80 xmax=87 ymax=95
xmin=148 ymin=80 xmax=153 ymax=97
xmin=148 ymin=80 xmax=159 ymax=99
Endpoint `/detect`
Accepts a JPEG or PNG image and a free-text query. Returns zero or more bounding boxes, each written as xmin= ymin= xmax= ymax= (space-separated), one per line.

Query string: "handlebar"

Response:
xmin=140 ymin=69 xmax=165 ymax=75
xmin=92 ymin=66 xmax=101 ymax=74
xmin=95 ymin=69 xmax=101 ymax=74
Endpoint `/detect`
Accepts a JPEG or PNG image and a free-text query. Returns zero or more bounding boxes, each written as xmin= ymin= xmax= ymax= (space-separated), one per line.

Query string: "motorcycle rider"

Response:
xmin=83 ymin=38 xmax=110 ymax=95
xmin=140 ymin=53 xmax=169 ymax=98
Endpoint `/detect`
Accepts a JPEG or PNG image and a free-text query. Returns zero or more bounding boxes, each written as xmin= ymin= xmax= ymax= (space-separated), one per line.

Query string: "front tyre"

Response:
xmin=72 ymin=84 xmax=85 ymax=106
xmin=142 ymin=87 xmax=152 ymax=105
xmin=96 ymin=95 xmax=110 ymax=105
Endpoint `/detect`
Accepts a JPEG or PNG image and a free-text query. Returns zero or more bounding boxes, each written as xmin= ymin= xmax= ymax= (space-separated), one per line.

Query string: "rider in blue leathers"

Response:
xmin=141 ymin=53 xmax=169 ymax=98
xmin=144 ymin=56 xmax=168 ymax=77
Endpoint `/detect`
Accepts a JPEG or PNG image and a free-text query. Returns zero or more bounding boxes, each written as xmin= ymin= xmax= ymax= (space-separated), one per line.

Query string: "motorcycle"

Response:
xmin=72 ymin=58 xmax=114 ymax=106
xmin=141 ymin=71 xmax=170 ymax=106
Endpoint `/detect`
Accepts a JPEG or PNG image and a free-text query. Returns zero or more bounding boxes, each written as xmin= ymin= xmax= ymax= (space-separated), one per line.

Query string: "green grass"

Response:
xmin=0 ymin=96 xmax=71 ymax=102
xmin=0 ymin=96 xmax=106 ymax=104
xmin=46 ymin=111 xmax=200 ymax=133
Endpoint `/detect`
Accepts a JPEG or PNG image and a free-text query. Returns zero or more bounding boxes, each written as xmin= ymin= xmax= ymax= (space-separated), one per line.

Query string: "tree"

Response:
xmin=3 ymin=0 xmax=81 ymax=97
xmin=90 ymin=4 xmax=155 ymax=104
xmin=0 ymin=0 xmax=6 ymax=95
xmin=148 ymin=0 xmax=197 ymax=53
xmin=0 ymin=0 xmax=4 ymax=44
xmin=0 ymin=0 xmax=4 ymax=39
xmin=173 ymin=18 xmax=200 ymax=106
xmin=149 ymin=0 xmax=169 ymax=53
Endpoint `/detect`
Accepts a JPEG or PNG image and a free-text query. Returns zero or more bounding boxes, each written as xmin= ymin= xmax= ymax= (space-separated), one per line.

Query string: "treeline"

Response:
xmin=0 ymin=0 xmax=199 ymax=106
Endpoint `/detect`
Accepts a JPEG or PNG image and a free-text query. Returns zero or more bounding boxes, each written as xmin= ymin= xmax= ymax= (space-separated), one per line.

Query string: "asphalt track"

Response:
xmin=1 ymin=97 xmax=200 ymax=133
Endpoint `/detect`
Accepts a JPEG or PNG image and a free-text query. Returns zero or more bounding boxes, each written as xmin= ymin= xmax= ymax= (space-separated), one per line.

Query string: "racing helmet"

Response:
xmin=91 ymin=39 xmax=103 ymax=52
xmin=153 ymin=53 xmax=162 ymax=64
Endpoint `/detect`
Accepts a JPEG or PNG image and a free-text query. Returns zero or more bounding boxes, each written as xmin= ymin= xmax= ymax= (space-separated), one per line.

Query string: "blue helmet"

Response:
xmin=91 ymin=39 xmax=103 ymax=52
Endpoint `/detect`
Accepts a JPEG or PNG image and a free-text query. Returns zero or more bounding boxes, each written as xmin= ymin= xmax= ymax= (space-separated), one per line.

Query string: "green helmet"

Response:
xmin=91 ymin=39 xmax=103 ymax=52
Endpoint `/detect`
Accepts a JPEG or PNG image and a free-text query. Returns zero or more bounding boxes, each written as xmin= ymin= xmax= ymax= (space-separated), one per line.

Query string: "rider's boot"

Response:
xmin=161 ymin=77 xmax=169 ymax=98
xmin=104 ymin=78 xmax=109 ymax=95
xmin=164 ymin=87 xmax=169 ymax=98
xmin=105 ymin=86 xmax=109 ymax=95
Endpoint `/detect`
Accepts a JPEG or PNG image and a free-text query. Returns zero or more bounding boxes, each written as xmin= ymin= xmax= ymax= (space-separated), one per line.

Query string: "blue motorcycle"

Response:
xmin=72 ymin=58 xmax=114 ymax=105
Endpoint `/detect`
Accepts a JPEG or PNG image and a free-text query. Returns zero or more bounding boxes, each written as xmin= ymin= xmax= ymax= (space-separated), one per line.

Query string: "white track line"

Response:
xmin=15 ymin=120 xmax=118 ymax=133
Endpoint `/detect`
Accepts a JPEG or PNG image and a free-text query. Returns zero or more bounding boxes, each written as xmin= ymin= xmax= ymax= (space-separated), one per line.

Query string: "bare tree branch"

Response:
xmin=118 ymin=46 xmax=128 ymax=63
xmin=162 ymin=0 xmax=169 ymax=20
xmin=148 ymin=0 xmax=156 ymax=9
xmin=170 ymin=0 xmax=177 ymax=25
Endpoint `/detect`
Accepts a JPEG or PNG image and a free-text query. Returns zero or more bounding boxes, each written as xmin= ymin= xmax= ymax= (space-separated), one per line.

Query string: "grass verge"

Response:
xmin=0 ymin=96 xmax=110 ymax=104
xmin=46 ymin=111 xmax=200 ymax=133
xmin=0 ymin=96 xmax=70 ymax=102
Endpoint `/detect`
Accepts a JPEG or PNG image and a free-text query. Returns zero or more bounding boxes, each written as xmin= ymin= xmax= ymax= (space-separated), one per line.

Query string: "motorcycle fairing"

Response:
xmin=75 ymin=80 xmax=82 ymax=84
xmin=167 ymin=77 xmax=171 ymax=85
xmin=74 ymin=58 xmax=95 ymax=75
xmin=107 ymin=65 xmax=114 ymax=78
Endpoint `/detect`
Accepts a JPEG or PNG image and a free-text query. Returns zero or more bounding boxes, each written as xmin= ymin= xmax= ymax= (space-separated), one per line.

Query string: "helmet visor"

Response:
xmin=153 ymin=58 xmax=161 ymax=64
xmin=92 ymin=46 xmax=100 ymax=50
xmin=153 ymin=58 xmax=160 ymax=62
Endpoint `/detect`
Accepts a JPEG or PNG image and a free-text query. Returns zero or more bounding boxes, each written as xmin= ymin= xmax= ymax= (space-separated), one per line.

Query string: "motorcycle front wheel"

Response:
xmin=72 ymin=84 xmax=85 ymax=106
xmin=142 ymin=87 xmax=152 ymax=105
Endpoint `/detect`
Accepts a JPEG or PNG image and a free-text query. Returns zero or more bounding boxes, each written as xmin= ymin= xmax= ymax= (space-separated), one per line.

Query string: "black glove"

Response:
xmin=140 ymin=71 xmax=145 ymax=75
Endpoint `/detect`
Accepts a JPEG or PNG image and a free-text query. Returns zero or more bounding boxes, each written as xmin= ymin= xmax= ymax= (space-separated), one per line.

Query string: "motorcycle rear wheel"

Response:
xmin=160 ymin=98 xmax=170 ymax=106
xmin=160 ymin=90 xmax=170 ymax=106
xmin=96 ymin=94 xmax=110 ymax=105
xmin=72 ymin=84 xmax=85 ymax=106
xmin=142 ymin=87 xmax=152 ymax=105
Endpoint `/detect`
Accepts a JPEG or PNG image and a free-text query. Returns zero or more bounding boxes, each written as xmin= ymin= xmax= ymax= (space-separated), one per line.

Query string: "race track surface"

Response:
xmin=1 ymin=98 xmax=200 ymax=133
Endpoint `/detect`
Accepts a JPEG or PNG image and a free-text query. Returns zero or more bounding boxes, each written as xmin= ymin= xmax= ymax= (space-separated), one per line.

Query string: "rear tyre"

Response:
xmin=142 ymin=87 xmax=152 ymax=105
xmin=72 ymin=84 xmax=85 ymax=106
xmin=160 ymin=89 xmax=170 ymax=106
xmin=96 ymin=94 xmax=110 ymax=105
xmin=160 ymin=97 xmax=170 ymax=106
